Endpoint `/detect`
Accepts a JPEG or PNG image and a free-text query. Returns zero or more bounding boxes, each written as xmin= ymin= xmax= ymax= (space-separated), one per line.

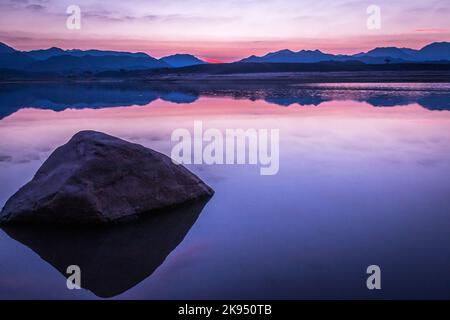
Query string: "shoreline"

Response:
xmin=1 ymin=68 xmax=450 ymax=84
xmin=115 ymin=63 xmax=450 ymax=83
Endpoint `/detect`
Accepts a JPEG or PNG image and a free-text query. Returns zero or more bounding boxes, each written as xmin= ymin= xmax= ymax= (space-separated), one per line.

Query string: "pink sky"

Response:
xmin=0 ymin=0 xmax=449 ymax=61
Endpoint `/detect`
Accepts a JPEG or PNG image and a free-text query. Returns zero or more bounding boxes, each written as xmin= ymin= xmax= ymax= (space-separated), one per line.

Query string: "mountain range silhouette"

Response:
xmin=0 ymin=41 xmax=449 ymax=73
xmin=0 ymin=42 xmax=205 ymax=71
xmin=241 ymin=42 xmax=450 ymax=64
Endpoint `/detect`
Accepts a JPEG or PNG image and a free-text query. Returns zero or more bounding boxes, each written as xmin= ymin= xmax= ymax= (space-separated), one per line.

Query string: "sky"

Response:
xmin=0 ymin=0 xmax=449 ymax=62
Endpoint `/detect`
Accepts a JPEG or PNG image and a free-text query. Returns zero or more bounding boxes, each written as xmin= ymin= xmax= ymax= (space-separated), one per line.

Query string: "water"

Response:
xmin=0 ymin=82 xmax=450 ymax=299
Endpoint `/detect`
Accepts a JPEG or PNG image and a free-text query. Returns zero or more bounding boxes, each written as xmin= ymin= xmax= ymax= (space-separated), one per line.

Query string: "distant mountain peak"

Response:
xmin=240 ymin=41 xmax=450 ymax=64
xmin=422 ymin=41 xmax=450 ymax=47
xmin=298 ymin=49 xmax=322 ymax=53
xmin=0 ymin=42 xmax=17 ymax=53
xmin=66 ymin=49 xmax=151 ymax=58
xmin=160 ymin=54 xmax=206 ymax=68
xmin=241 ymin=48 xmax=336 ymax=63
xmin=48 ymin=47 xmax=64 ymax=51
xmin=165 ymin=53 xmax=195 ymax=57
xmin=367 ymin=46 xmax=409 ymax=53
xmin=277 ymin=49 xmax=295 ymax=54
xmin=418 ymin=41 xmax=450 ymax=60
xmin=24 ymin=47 xmax=67 ymax=60
xmin=420 ymin=41 xmax=450 ymax=52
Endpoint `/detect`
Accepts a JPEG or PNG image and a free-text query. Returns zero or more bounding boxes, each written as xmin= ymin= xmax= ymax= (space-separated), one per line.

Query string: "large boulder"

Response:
xmin=0 ymin=130 xmax=214 ymax=224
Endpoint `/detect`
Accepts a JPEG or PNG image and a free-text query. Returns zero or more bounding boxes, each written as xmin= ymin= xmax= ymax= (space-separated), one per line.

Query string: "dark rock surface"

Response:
xmin=0 ymin=130 xmax=213 ymax=224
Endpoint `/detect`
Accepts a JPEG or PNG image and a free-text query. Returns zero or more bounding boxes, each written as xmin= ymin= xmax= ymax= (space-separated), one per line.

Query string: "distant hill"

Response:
xmin=354 ymin=47 xmax=418 ymax=60
xmin=0 ymin=42 xmax=170 ymax=72
xmin=354 ymin=43 xmax=450 ymax=62
xmin=0 ymin=42 xmax=35 ymax=69
xmin=26 ymin=47 xmax=66 ymax=60
xmin=160 ymin=54 xmax=206 ymax=67
xmin=418 ymin=42 xmax=450 ymax=61
xmin=240 ymin=42 xmax=450 ymax=64
xmin=29 ymin=54 xmax=169 ymax=72
xmin=239 ymin=49 xmax=408 ymax=64
xmin=25 ymin=47 xmax=153 ymax=60
xmin=23 ymin=47 xmax=206 ymax=67
xmin=24 ymin=47 xmax=166 ymax=70
xmin=66 ymin=49 xmax=150 ymax=58
xmin=0 ymin=42 xmax=16 ymax=54
xmin=241 ymin=49 xmax=340 ymax=63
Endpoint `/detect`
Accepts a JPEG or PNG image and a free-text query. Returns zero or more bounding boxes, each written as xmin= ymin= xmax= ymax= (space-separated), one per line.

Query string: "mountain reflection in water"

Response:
xmin=1 ymin=82 xmax=449 ymax=119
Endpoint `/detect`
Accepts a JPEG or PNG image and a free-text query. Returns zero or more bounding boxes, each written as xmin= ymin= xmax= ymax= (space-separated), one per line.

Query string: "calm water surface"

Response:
xmin=0 ymin=82 xmax=450 ymax=299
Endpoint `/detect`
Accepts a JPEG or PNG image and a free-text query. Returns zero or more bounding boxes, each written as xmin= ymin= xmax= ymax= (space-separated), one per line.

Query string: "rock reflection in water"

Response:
xmin=1 ymin=198 xmax=211 ymax=298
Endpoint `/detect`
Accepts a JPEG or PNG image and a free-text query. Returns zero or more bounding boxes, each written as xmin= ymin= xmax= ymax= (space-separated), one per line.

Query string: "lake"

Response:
xmin=0 ymin=82 xmax=450 ymax=299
